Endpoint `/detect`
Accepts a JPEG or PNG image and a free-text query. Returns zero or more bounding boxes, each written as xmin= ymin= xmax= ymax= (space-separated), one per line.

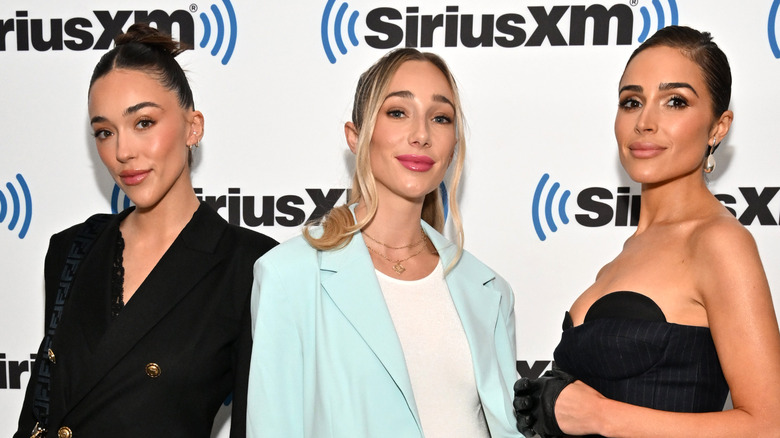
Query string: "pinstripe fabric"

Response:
xmin=554 ymin=292 xmax=729 ymax=415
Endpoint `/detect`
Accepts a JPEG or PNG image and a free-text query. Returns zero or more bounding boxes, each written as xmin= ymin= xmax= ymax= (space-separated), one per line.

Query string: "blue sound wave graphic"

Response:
xmin=0 ymin=174 xmax=32 ymax=239
xmin=199 ymin=0 xmax=238 ymax=65
xmin=111 ymin=184 xmax=132 ymax=214
xmin=638 ymin=0 xmax=679 ymax=42
xmin=321 ymin=0 xmax=360 ymax=64
xmin=769 ymin=0 xmax=780 ymax=58
xmin=439 ymin=181 xmax=449 ymax=223
xmin=532 ymin=173 xmax=570 ymax=241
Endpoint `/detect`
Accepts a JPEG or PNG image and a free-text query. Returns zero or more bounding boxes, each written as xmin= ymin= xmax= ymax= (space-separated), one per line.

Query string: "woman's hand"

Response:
xmin=553 ymin=380 xmax=608 ymax=436
xmin=513 ymin=368 xmax=576 ymax=437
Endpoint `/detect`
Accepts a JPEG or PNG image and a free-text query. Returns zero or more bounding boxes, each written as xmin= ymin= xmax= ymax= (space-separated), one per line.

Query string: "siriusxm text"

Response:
xmin=365 ymin=4 xmax=632 ymax=49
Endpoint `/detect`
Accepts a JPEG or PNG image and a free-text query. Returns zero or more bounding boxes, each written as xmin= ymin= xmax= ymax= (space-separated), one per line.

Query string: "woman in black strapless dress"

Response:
xmin=515 ymin=26 xmax=780 ymax=437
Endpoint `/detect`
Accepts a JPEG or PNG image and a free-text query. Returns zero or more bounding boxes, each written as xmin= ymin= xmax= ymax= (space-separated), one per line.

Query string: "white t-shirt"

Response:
xmin=376 ymin=263 xmax=490 ymax=438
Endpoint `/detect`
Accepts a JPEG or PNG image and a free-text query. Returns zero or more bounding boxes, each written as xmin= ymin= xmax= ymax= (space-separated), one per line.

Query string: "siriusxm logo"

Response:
xmin=111 ymin=185 xmax=348 ymax=224
xmin=0 ymin=173 xmax=32 ymax=239
xmin=321 ymin=0 xmax=360 ymax=64
xmin=635 ymin=0 xmax=678 ymax=42
xmin=113 ymin=186 xmax=352 ymax=226
xmin=196 ymin=187 xmax=350 ymax=227
xmin=197 ymin=0 xmax=238 ymax=65
xmin=769 ymin=0 xmax=780 ymax=58
xmin=439 ymin=181 xmax=449 ymax=222
xmin=114 ymin=184 xmax=448 ymax=223
xmin=532 ymin=173 xmax=780 ymax=241
xmin=716 ymin=188 xmax=780 ymax=226
xmin=532 ymin=173 xmax=573 ymax=241
xmin=0 ymin=352 xmax=36 ymax=390
xmin=320 ymin=0 xmax=678 ymax=63
xmin=111 ymin=183 xmax=133 ymax=214
xmin=517 ymin=360 xmax=555 ymax=379
xmin=0 ymin=1 xmax=238 ymax=65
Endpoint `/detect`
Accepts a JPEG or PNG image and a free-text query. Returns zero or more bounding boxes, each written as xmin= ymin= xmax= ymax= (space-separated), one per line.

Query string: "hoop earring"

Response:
xmin=704 ymin=137 xmax=717 ymax=173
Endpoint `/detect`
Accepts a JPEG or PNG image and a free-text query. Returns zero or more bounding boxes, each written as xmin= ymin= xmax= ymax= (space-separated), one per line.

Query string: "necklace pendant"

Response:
xmin=393 ymin=263 xmax=406 ymax=274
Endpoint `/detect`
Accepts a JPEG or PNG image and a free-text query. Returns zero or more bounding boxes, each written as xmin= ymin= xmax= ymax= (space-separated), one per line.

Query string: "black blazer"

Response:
xmin=15 ymin=203 xmax=277 ymax=438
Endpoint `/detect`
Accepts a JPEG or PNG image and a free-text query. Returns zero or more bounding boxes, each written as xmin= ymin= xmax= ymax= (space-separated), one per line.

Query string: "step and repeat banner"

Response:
xmin=2 ymin=0 xmax=779 ymax=435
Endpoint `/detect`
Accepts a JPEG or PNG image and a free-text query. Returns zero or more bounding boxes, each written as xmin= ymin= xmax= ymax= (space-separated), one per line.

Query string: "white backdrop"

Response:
xmin=1 ymin=0 xmax=779 ymax=435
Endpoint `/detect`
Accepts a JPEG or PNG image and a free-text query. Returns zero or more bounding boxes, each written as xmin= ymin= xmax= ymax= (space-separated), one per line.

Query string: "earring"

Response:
xmin=704 ymin=137 xmax=717 ymax=173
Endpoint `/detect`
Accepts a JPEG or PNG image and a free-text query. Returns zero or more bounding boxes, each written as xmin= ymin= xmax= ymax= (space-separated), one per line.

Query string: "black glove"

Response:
xmin=513 ymin=366 xmax=576 ymax=438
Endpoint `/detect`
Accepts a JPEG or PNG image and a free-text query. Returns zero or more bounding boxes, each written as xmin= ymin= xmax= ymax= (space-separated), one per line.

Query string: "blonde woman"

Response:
xmin=247 ymin=48 xmax=517 ymax=437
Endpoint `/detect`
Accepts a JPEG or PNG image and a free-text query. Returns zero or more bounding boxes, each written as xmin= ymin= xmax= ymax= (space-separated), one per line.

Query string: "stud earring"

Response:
xmin=704 ymin=137 xmax=717 ymax=173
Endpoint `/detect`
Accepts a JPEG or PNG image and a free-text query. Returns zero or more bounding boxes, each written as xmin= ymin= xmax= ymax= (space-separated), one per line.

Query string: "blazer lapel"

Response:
xmin=423 ymin=223 xmax=509 ymax=423
xmin=64 ymin=204 xmax=229 ymax=415
xmin=67 ymin=212 xmax=127 ymax=354
xmin=319 ymin=231 xmax=422 ymax=429
xmin=47 ymin=212 xmax=125 ymax=425
xmin=423 ymin=223 xmax=502 ymax=345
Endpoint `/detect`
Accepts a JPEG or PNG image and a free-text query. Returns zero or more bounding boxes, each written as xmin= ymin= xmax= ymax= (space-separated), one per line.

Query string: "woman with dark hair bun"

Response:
xmin=514 ymin=25 xmax=780 ymax=438
xmin=14 ymin=23 xmax=276 ymax=438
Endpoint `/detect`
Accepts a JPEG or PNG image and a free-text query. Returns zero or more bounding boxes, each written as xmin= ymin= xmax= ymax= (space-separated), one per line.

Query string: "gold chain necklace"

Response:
xmin=365 ymin=241 xmax=427 ymax=275
xmin=362 ymin=229 xmax=426 ymax=249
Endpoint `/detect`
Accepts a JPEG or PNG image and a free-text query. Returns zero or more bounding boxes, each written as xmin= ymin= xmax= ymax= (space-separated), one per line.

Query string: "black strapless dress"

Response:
xmin=553 ymin=291 xmax=729 ymax=435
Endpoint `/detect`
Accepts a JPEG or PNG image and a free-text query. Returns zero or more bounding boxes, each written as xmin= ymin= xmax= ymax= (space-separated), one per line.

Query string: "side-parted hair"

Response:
xmin=304 ymin=48 xmax=466 ymax=272
xmin=626 ymin=25 xmax=731 ymax=117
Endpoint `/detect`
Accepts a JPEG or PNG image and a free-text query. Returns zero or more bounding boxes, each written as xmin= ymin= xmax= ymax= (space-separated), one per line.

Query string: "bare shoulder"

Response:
xmin=689 ymin=212 xmax=758 ymax=260
xmin=689 ymin=211 xmax=770 ymax=306
xmin=594 ymin=258 xmax=616 ymax=281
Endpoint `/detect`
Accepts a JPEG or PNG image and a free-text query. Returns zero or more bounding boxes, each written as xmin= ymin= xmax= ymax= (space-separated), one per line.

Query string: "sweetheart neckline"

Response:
xmin=564 ymin=313 xmax=713 ymax=330
xmin=565 ymin=291 xmax=711 ymax=330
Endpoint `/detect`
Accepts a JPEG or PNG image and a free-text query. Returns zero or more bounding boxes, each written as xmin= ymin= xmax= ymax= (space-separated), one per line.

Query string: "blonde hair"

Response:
xmin=304 ymin=48 xmax=466 ymax=270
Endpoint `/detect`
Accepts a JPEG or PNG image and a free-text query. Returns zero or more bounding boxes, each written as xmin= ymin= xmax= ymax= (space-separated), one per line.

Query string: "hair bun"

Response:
xmin=114 ymin=22 xmax=186 ymax=57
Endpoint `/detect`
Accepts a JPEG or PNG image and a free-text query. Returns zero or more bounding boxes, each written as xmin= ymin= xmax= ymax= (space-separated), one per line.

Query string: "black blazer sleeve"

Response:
xmin=14 ymin=223 xmax=83 ymax=438
xmin=227 ymin=228 xmax=277 ymax=438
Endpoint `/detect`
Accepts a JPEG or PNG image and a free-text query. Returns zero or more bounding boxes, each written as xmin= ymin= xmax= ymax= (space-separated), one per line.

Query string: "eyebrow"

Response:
xmin=384 ymin=90 xmax=455 ymax=110
xmin=90 ymin=101 xmax=162 ymax=125
xmin=660 ymin=82 xmax=698 ymax=96
xmin=619 ymin=82 xmax=699 ymax=96
xmin=124 ymin=101 xmax=162 ymax=115
xmin=433 ymin=94 xmax=455 ymax=109
xmin=618 ymin=85 xmax=642 ymax=94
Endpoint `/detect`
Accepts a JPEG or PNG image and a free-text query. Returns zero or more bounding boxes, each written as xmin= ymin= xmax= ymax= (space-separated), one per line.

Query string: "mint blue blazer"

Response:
xmin=247 ymin=220 xmax=517 ymax=437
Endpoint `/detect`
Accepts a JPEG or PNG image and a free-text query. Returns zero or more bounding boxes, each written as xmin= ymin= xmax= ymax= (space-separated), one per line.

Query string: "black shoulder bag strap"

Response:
xmin=30 ymin=214 xmax=111 ymax=438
